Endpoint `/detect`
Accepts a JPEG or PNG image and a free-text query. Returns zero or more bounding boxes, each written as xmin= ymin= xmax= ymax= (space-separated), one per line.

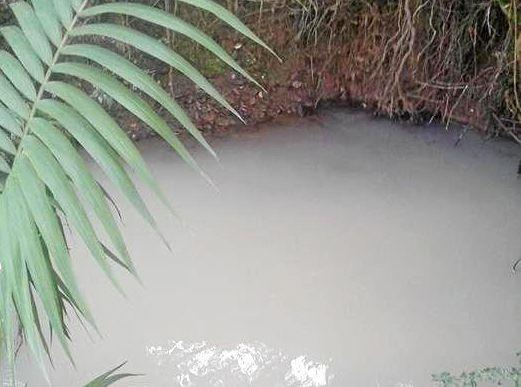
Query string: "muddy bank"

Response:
xmin=104 ymin=0 xmax=520 ymax=142
xmin=0 ymin=0 xmax=518 ymax=141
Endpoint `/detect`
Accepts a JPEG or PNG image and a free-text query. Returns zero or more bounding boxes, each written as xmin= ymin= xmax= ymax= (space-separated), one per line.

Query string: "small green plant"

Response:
xmin=432 ymin=352 xmax=521 ymax=386
xmin=83 ymin=362 xmax=140 ymax=387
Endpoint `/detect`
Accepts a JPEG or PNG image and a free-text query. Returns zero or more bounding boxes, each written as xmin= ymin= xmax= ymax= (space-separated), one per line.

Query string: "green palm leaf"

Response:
xmin=0 ymin=130 xmax=16 ymax=155
xmin=81 ymin=3 xmax=263 ymax=89
xmin=61 ymin=43 xmax=215 ymax=157
xmin=10 ymin=2 xmax=54 ymax=65
xmin=0 ymin=155 xmax=12 ymax=174
xmin=177 ymin=0 xmax=279 ymax=59
xmin=83 ymin=361 xmax=141 ymax=387
xmin=0 ymin=74 xmax=30 ymax=118
xmin=29 ymin=117 xmax=135 ymax=274
xmin=0 ymin=26 xmax=45 ymax=82
xmin=0 ymin=50 xmax=37 ymax=101
xmin=70 ymin=22 xmax=244 ymax=120
xmin=32 ymin=0 xmax=63 ymax=46
xmin=36 ymin=99 xmax=163 ymax=242
xmin=0 ymin=103 xmax=23 ymax=136
xmin=0 ymin=0 xmax=274 ymax=380
xmin=53 ymin=62 xmax=204 ymax=179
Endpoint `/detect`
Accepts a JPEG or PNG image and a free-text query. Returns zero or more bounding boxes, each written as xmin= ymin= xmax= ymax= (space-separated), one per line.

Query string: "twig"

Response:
xmin=493 ymin=112 xmax=521 ymax=145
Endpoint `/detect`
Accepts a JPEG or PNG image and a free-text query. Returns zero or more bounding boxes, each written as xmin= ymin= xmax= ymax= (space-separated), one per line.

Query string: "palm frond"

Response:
xmin=0 ymin=0 xmax=272 ymax=375
xmin=83 ymin=361 xmax=141 ymax=387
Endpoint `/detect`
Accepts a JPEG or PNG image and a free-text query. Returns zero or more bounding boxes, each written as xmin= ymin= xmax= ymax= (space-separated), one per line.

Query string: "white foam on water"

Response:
xmin=147 ymin=340 xmax=334 ymax=386
xmin=285 ymin=356 xmax=329 ymax=386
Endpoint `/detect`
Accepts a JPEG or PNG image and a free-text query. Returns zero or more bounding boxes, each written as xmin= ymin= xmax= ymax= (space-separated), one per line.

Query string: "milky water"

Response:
xmin=12 ymin=109 xmax=521 ymax=386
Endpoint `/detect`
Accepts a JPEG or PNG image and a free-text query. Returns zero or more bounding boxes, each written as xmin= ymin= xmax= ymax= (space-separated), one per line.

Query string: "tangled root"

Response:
xmin=244 ymin=0 xmax=519 ymax=136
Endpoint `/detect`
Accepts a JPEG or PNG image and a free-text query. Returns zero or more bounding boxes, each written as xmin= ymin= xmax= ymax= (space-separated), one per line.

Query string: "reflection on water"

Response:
xmin=147 ymin=340 xmax=334 ymax=386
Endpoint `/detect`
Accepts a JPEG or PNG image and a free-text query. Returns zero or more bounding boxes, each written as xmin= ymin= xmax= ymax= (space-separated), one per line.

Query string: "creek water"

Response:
xmin=13 ymin=109 xmax=521 ymax=386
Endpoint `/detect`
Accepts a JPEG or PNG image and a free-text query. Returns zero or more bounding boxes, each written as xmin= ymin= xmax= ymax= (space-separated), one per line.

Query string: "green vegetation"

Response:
xmin=433 ymin=352 xmax=521 ymax=386
xmin=83 ymin=362 xmax=140 ymax=387
xmin=0 ymin=0 xmax=269 ymax=383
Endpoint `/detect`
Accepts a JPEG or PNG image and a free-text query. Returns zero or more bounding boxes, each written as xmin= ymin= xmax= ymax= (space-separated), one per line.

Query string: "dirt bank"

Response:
xmin=2 ymin=0 xmax=517 ymax=141
xmin=113 ymin=0 xmax=520 ymax=142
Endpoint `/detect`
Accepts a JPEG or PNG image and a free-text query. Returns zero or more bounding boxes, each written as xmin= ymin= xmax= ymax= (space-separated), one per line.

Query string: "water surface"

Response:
xmin=15 ymin=109 xmax=521 ymax=386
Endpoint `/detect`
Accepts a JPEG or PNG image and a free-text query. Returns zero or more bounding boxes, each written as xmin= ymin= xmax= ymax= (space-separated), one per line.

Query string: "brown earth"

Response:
xmin=116 ymin=0 xmax=519 ymax=144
